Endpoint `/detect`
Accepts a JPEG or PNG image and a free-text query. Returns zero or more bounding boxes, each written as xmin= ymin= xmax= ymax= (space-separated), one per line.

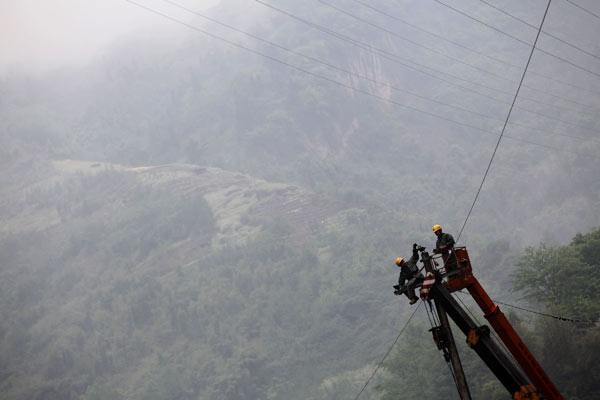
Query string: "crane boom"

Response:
xmin=420 ymin=247 xmax=564 ymax=399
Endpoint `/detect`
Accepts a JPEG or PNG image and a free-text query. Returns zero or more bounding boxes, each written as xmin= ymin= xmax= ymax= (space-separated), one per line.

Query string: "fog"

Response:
xmin=1 ymin=0 xmax=599 ymax=399
xmin=0 ymin=0 xmax=219 ymax=76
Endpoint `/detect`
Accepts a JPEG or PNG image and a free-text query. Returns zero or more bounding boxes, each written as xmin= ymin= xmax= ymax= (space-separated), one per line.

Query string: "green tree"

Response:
xmin=511 ymin=228 xmax=600 ymax=399
xmin=512 ymin=229 xmax=600 ymax=321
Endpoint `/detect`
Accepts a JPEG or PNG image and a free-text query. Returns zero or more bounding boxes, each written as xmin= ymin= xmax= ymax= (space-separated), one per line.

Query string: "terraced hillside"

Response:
xmin=0 ymin=157 xmax=403 ymax=400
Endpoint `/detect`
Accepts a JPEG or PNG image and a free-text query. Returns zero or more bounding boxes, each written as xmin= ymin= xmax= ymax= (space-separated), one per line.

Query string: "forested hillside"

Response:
xmin=0 ymin=159 xmax=414 ymax=399
xmin=1 ymin=0 xmax=599 ymax=398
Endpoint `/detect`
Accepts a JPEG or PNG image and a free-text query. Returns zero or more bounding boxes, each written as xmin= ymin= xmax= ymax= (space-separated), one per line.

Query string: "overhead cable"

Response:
xmin=492 ymin=299 xmax=594 ymax=323
xmin=159 ymin=0 xmax=506 ymax=123
xmin=456 ymin=291 xmax=594 ymax=324
xmin=564 ymin=0 xmax=600 ymax=20
xmin=479 ymin=0 xmax=600 ymax=62
xmin=318 ymin=0 xmax=599 ymax=113
xmin=161 ymin=0 xmax=599 ymax=143
xmin=124 ymin=0 xmax=600 ymax=160
xmin=318 ymin=0 xmax=521 ymax=87
xmin=350 ymin=0 xmax=520 ymax=70
xmin=256 ymin=0 xmax=518 ymax=105
xmin=457 ymin=0 xmax=552 ymax=242
xmin=430 ymin=0 xmax=600 ymax=80
xmin=256 ymin=1 xmax=600 ymax=128
xmin=258 ymin=0 xmax=509 ymax=105
xmin=351 ymin=0 xmax=600 ymax=98
xmin=432 ymin=0 xmax=531 ymax=46
xmin=320 ymin=0 xmax=600 ymax=128
xmin=121 ymin=0 xmax=499 ymax=135
xmin=352 ymin=302 xmax=422 ymax=400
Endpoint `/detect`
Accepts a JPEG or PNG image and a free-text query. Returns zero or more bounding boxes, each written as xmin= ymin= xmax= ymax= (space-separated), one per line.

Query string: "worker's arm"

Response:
xmin=410 ymin=243 xmax=419 ymax=263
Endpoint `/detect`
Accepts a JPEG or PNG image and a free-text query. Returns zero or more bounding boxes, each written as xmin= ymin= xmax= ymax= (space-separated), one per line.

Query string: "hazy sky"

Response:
xmin=0 ymin=0 xmax=220 ymax=76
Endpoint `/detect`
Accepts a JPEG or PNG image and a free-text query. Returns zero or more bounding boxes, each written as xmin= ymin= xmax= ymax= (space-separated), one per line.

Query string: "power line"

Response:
xmin=506 ymin=119 xmax=596 ymax=144
xmin=456 ymin=291 xmax=593 ymax=323
xmin=457 ymin=0 xmax=552 ymax=242
xmin=509 ymin=102 xmax=599 ymax=135
xmin=121 ymin=1 xmax=498 ymax=136
xmin=350 ymin=0 xmax=600 ymax=99
xmin=319 ymin=0 xmax=520 ymax=87
xmin=350 ymin=0 xmax=520 ymax=70
xmin=493 ymin=299 xmax=594 ymax=323
xmin=206 ymin=0 xmax=599 ymax=142
xmin=564 ymin=0 xmax=600 ymax=20
xmin=318 ymin=0 xmax=600 ymax=114
xmin=160 ymin=0 xmax=600 ymax=144
xmin=519 ymin=81 xmax=600 ymax=115
xmin=501 ymin=133 xmax=599 ymax=159
xmin=255 ymin=0 xmax=510 ymax=105
xmin=357 ymin=0 xmax=600 ymax=100
xmin=257 ymin=0 xmax=520 ymax=104
xmin=431 ymin=0 xmax=532 ymax=46
xmin=522 ymin=64 xmax=600 ymax=101
xmin=479 ymin=0 xmax=600 ymax=62
xmin=430 ymin=0 xmax=600 ymax=80
xmin=300 ymin=4 xmax=600 ymax=104
xmin=352 ymin=302 xmax=422 ymax=400
xmin=124 ymin=0 xmax=600 ymax=160
xmin=256 ymin=0 xmax=600 ymax=134
xmin=232 ymin=3 xmax=600 ymax=148
xmin=157 ymin=0 xmax=511 ymax=126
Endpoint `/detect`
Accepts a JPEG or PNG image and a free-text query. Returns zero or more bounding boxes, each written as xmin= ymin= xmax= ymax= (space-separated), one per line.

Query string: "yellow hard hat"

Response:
xmin=395 ymin=257 xmax=403 ymax=266
xmin=433 ymin=224 xmax=442 ymax=232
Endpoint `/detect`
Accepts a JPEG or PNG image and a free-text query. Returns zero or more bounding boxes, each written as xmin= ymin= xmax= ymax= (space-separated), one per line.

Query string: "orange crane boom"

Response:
xmin=422 ymin=247 xmax=563 ymax=400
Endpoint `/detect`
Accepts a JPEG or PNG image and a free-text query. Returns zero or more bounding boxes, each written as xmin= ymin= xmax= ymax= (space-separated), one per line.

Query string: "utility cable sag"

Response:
xmin=456 ymin=291 xmax=593 ymax=324
xmin=262 ymin=2 xmax=600 ymax=103
xmin=352 ymin=302 xmax=422 ymax=400
xmin=353 ymin=0 xmax=600 ymax=98
xmin=255 ymin=0 xmax=514 ymax=105
xmin=564 ymin=0 xmax=600 ymax=20
xmin=256 ymin=1 xmax=600 ymax=126
xmin=431 ymin=0 xmax=600 ymax=80
xmin=157 ymin=0 xmax=521 ymax=126
xmin=304 ymin=1 xmax=600 ymax=101
xmin=319 ymin=0 xmax=599 ymax=113
xmin=478 ymin=0 xmax=600 ymax=62
xmin=432 ymin=0 xmax=532 ymax=46
xmin=457 ymin=0 xmax=552 ymax=242
xmin=357 ymin=0 xmax=597 ymax=102
xmin=121 ymin=1 xmax=499 ymax=136
xmin=160 ymin=0 xmax=599 ymax=143
xmin=350 ymin=0 xmax=520 ymax=70
xmin=125 ymin=0 xmax=600 ymax=161
xmin=492 ymin=299 xmax=594 ymax=323
xmin=319 ymin=0 xmax=520 ymax=86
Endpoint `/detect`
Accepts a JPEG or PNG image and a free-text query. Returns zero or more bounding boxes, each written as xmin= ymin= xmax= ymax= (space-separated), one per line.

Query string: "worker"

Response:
xmin=432 ymin=224 xmax=456 ymax=268
xmin=393 ymin=243 xmax=424 ymax=304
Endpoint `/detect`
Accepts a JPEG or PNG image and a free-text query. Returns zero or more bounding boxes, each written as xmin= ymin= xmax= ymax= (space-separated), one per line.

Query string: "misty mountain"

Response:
xmin=3 ymin=0 xmax=598 ymax=243
xmin=1 ymin=0 xmax=599 ymax=399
